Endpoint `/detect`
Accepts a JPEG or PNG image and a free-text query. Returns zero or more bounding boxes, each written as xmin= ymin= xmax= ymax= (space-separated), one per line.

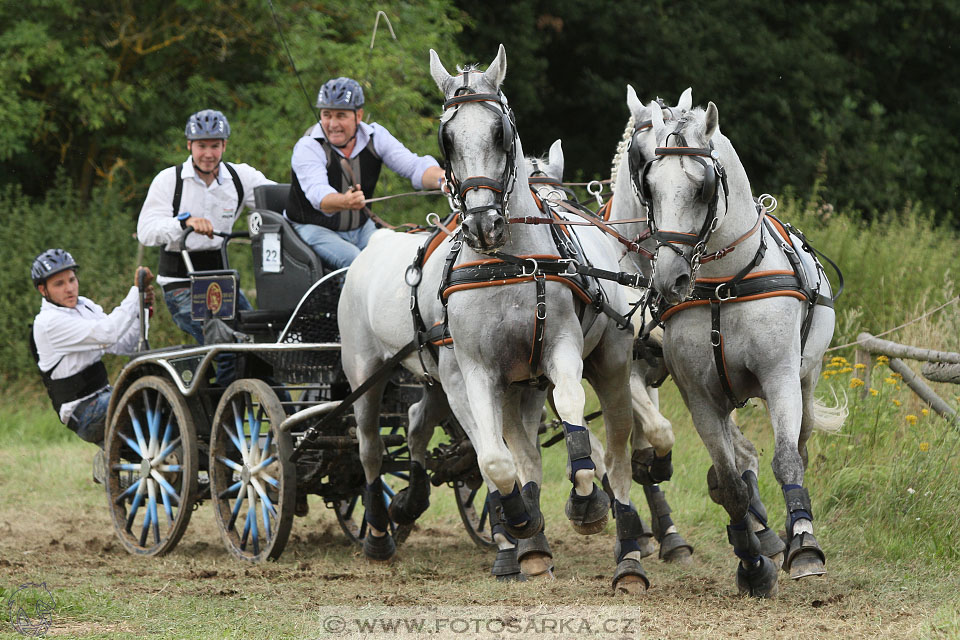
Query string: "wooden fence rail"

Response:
xmin=854 ymin=332 xmax=958 ymax=422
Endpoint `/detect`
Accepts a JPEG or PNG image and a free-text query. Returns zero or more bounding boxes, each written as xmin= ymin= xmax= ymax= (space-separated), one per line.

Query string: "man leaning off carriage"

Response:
xmin=29 ymin=249 xmax=154 ymax=484
xmin=284 ymin=76 xmax=447 ymax=270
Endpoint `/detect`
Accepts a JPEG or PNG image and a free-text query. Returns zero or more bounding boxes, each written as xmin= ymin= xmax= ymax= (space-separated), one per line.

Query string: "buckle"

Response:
xmin=710 ymin=329 xmax=722 ymax=347
xmin=520 ymin=257 xmax=539 ymax=277
xmin=536 ymin=301 xmax=547 ymax=320
xmin=557 ymin=258 xmax=580 ymax=275
xmin=714 ymin=283 xmax=735 ymax=301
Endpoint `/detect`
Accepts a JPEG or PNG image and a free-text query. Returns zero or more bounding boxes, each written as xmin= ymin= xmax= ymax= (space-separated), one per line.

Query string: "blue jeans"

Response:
xmin=163 ymin=287 xmax=252 ymax=387
xmin=290 ymin=218 xmax=377 ymax=270
xmin=69 ymin=387 xmax=112 ymax=446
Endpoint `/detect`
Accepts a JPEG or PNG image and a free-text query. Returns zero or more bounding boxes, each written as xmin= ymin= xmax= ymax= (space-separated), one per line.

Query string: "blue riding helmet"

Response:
xmin=316 ymin=77 xmax=364 ymax=110
xmin=31 ymin=249 xmax=79 ymax=286
xmin=185 ymin=109 xmax=231 ymax=140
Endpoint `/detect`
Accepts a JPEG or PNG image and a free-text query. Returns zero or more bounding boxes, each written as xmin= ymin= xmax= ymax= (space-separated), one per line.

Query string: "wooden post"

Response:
xmin=922 ymin=362 xmax=960 ymax=385
xmin=888 ymin=358 xmax=958 ymax=422
xmin=854 ymin=347 xmax=872 ymax=397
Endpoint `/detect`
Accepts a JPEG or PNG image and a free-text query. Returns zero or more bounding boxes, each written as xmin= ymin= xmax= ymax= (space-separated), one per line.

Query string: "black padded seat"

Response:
xmin=249 ymin=184 xmax=325 ymax=312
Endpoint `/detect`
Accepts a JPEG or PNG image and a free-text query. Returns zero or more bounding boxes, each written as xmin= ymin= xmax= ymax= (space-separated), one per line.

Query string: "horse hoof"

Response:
xmin=503 ymin=511 xmax=544 ymax=540
xmin=388 ymin=486 xmax=428 ymax=526
xmin=362 ymin=532 xmax=396 ymax=562
xmin=611 ymin=558 xmax=649 ymax=595
xmin=570 ymin=514 xmax=608 ymax=535
xmin=784 ymin=532 xmax=826 ymax=579
xmin=736 ymin=555 xmax=779 ymax=598
xmin=520 ymin=552 xmax=555 ymax=580
xmin=491 ymin=548 xmax=526 ymax=582
xmin=658 ymin=532 xmax=694 ymax=564
xmin=565 ymin=485 xmax=610 ymax=535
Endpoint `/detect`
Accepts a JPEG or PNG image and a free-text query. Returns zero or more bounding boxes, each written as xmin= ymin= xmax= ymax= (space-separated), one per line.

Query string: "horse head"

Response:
xmin=645 ymin=102 xmax=728 ymax=304
xmin=525 ymin=139 xmax=574 ymax=201
xmin=431 ymin=44 xmax=518 ymax=252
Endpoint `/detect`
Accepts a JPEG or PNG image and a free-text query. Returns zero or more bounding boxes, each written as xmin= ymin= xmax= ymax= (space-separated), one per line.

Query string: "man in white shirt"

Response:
xmin=137 ymin=109 xmax=274 ymax=385
xmin=285 ymin=77 xmax=446 ymax=269
xmin=30 ymin=249 xmax=153 ymax=453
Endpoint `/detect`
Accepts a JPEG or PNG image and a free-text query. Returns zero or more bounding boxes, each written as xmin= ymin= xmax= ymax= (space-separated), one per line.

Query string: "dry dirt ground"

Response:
xmin=0 ymin=443 xmax=956 ymax=639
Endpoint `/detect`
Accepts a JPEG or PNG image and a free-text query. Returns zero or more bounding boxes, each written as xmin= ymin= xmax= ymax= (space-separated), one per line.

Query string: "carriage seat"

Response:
xmin=249 ymin=184 xmax=325 ymax=313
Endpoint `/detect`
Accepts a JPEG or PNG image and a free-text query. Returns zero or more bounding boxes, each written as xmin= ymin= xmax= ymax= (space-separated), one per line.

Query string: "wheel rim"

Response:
xmin=210 ymin=379 xmax=294 ymax=562
xmin=454 ymin=479 xmax=497 ymax=550
xmin=106 ymin=376 xmax=197 ymax=556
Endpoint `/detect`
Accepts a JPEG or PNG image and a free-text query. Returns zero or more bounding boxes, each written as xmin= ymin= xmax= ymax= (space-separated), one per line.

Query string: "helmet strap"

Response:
xmin=320 ymin=112 xmax=360 ymax=149
xmin=192 ymin=162 xmax=220 ymax=177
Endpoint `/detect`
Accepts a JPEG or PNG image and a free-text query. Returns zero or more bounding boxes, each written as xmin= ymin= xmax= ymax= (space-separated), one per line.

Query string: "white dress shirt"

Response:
xmin=137 ymin=157 xmax=275 ymax=285
xmin=33 ymin=288 xmax=143 ymax=423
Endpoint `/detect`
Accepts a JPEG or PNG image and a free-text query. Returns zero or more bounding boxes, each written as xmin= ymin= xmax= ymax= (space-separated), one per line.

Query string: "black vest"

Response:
xmin=29 ymin=323 xmax=109 ymax=418
xmin=286 ymin=135 xmax=382 ymax=231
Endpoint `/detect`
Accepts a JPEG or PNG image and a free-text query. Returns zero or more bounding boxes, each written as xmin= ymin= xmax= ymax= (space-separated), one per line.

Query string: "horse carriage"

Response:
xmin=101 ymin=184 xmax=503 ymax=562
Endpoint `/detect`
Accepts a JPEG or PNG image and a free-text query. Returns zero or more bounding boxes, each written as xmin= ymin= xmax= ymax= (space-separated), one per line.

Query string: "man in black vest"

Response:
xmin=30 ymin=249 xmax=153 ymax=481
xmin=285 ymin=77 xmax=446 ymax=269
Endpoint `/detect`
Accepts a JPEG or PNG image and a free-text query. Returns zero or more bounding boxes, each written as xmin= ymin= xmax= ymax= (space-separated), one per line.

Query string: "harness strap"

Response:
xmin=711 ymin=301 xmax=748 ymax=408
xmin=530 ymin=275 xmax=546 ymax=369
xmin=338 ymin=157 xmax=418 ymax=231
xmin=548 ymin=199 xmax=653 ymax=259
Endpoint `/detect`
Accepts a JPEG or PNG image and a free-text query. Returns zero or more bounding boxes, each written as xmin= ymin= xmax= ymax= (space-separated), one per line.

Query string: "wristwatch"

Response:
xmin=177 ymin=211 xmax=191 ymax=229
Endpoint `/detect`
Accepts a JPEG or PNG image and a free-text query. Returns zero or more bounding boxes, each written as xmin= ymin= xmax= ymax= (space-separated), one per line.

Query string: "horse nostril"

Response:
xmin=674 ymin=273 xmax=690 ymax=295
xmin=492 ymin=217 xmax=504 ymax=234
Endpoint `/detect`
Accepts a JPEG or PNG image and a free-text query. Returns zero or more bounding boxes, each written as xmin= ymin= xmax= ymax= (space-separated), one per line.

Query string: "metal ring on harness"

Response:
xmin=714 ymin=283 xmax=735 ymax=302
xmin=521 ymin=258 xmax=539 ymax=278
xmin=757 ymin=193 xmax=778 ymax=213
xmin=557 ymin=258 xmax=580 ymax=275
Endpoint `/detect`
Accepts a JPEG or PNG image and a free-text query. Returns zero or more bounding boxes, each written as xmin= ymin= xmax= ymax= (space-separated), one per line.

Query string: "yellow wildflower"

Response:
xmin=891 ymin=372 xmax=902 ymax=379
xmin=876 ymin=355 xmax=890 ymax=365
xmin=892 ymin=399 xmax=902 ymax=407
xmin=831 ymin=356 xmax=848 ymax=364
xmin=869 ymin=388 xmax=879 ymax=396
xmin=839 ymin=367 xmax=854 ymax=374
xmin=827 ymin=362 xmax=842 ymax=369
xmin=854 ymin=363 xmax=867 ymax=370
xmin=906 ymin=414 xmax=918 ymax=425
xmin=822 ymin=370 xmax=833 ymax=378
xmin=885 ymin=377 xmax=898 ymax=385
xmin=919 ymin=442 xmax=930 ymax=452
xmin=849 ymin=378 xmax=865 ymax=389
xmin=921 ymin=408 xmax=929 ymax=417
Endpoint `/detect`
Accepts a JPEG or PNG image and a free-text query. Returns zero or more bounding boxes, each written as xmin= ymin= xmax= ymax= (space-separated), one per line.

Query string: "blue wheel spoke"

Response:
xmin=119 ymin=433 xmax=143 ymax=460
xmin=117 ymin=479 xmax=143 ymax=506
xmin=145 ymin=390 xmax=161 ymax=454
xmin=139 ymin=496 xmax=152 ymax=547
xmin=250 ymin=478 xmax=278 ymax=519
xmin=232 ymin=400 xmax=248 ymax=461
xmin=150 ymin=490 xmax=161 ymax=544
xmin=160 ymin=414 xmax=174 ymax=457
xmin=261 ymin=431 xmax=273 ymax=457
xmin=240 ymin=509 xmax=252 ymax=550
xmin=155 ymin=437 xmax=182 ymax=462
xmin=227 ymin=484 xmax=247 ymax=531
xmin=151 ymin=471 xmax=182 ymax=507
xmin=382 ymin=483 xmax=396 ymax=500
xmin=388 ymin=471 xmax=410 ymax=482
xmin=112 ymin=464 xmax=140 ymax=471
xmin=156 ymin=477 xmax=174 ymax=523
xmin=129 ymin=401 xmax=148 ymax=456
xmin=219 ymin=481 xmax=243 ymax=500
xmin=260 ymin=500 xmax=272 ymax=543
xmin=249 ymin=456 xmax=276 ymax=474
xmin=216 ymin=456 xmax=243 ymax=472
xmin=262 ymin=475 xmax=280 ymax=488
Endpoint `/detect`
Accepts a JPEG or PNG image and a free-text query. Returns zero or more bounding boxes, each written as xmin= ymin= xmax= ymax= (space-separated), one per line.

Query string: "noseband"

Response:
xmin=437 ymin=72 xmax=518 ymax=229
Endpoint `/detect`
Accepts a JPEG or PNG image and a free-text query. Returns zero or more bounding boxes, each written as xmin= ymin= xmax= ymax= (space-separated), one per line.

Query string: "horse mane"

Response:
xmin=609 ymin=115 xmax=635 ymax=192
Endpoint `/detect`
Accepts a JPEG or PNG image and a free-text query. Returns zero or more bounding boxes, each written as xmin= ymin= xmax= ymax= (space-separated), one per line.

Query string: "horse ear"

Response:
xmin=483 ymin=44 xmax=508 ymax=88
xmin=677 ymin=87 xmax=693 ymax=113
xmin=626 ymin=84 xmax=643 ymax=116
xmin=705 ymin=101 xmax=719 ymax=140
xmin=429 ymin=49 xmax=453 ymax=94
xmin=651 ymin=103 xmax=667 ymax=146
xmin=548 ymin=139 xmax=564 ymax=179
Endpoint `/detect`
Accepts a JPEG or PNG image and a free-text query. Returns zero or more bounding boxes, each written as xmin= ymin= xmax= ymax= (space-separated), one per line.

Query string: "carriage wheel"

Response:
xmin=454 ymin=478 xmax=497 ymax=550
xmin=334 ymin=423 xmax=414 ymax=546
xmin=209 ymin=379 xmax=295 ymax=562
xmin=105 ymin=376 xmax=198 ymax=556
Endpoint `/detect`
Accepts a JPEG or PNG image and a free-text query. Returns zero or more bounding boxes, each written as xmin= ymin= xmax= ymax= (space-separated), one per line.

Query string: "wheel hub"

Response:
xmin=241 ymin=465 xmax=251 ymax=485
xmin=140 ymin=458 xmax=152 ymax=479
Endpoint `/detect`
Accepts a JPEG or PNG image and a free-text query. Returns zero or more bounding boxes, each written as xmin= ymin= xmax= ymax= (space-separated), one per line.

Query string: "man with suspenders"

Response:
xmin=285 ymin=77 xmax=446 ymax=269
xmin=137 ymin=109 xmax=274 ymax=385
xmin=29 ymin=249 xmax=154 ymax=482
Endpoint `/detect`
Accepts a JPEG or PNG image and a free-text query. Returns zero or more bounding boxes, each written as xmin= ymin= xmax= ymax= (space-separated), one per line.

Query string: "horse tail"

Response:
xmin=810 ymin=388 xmax=848 ymax=433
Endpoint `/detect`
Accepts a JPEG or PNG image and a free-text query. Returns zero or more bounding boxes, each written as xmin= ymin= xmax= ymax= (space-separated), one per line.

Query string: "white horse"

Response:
xmin=635 ymin=101 xmax=845 ymax=597
xmin=527 ymin=138 xmax=693 ymax=563
xmin=338 ymin=45 xmax=649 ymax=592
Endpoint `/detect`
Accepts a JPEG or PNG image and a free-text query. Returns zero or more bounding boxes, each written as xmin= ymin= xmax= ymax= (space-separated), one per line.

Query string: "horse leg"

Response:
xmin=389 ymin=383 xmax=448 ymax=525
xmin=691 ymin=402 xmax=778 ymax=598
xmin=770 ymin=370 xmax=827 ymax=579
xmin=505 ymin=388 xmax=554 ymax=579
xmin=586 ymin=345 xmax=653 ymax=594
xmin=545 ymin=348 xmax=611 ymax=535
xmin=442 ymin=352 xmax=542 ymax=540
xmin=629 ymin=367 xmax=676 ymax=484
xmin=352 ymin=374 xmax=397 ymax=561
xmin=729 ymin=417 xmax=785 ymax=569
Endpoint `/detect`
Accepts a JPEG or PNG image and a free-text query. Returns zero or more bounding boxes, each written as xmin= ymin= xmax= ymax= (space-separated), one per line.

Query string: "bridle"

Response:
xmin=632 ymin=128 xmax=729 ymax=283
xmin=437 ymin=71 xmax=518 ymax=242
